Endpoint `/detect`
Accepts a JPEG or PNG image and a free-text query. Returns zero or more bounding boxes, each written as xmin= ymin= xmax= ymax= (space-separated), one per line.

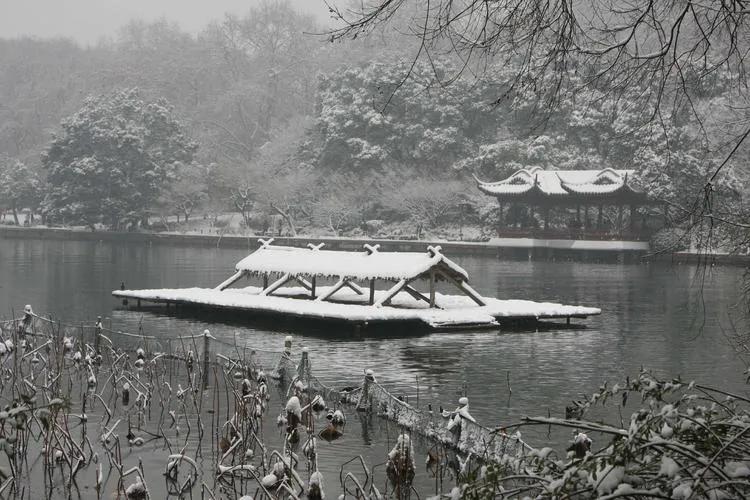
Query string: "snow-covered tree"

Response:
xmin=314 ymin=58 xmax=499 ymax=174
xmin=0 ymin=157 xmax=42 ymax=225
xmin=42 ymin=88 xmax=197 ymax=230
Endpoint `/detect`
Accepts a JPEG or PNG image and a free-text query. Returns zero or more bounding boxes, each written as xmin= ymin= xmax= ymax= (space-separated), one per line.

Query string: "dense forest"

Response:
xmin=0 ymin=1 xmax=747 ymax=246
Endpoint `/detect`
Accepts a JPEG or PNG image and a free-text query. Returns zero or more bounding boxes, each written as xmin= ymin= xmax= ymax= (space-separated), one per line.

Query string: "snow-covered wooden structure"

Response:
xmin=113 ymin=240 xmax=600 ymax=332
xmin=475 ymin=167 xmax=652 ymax=239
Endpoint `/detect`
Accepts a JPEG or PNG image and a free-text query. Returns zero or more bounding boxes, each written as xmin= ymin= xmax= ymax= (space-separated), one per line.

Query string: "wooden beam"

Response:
xmin=311 ymin=276 xmax=316 ymax=299
xmin=215 ymin=270 xmax=245 ymax=291
xmin=259 ymin=273 xmax=291 ymax=296
xmin=262 ymin=274 xmax=268 ymax=289
xmin=429 ymin=270 xmax=436 ymax=308
xmin=435 ymin=269 xmax=486 ymax=306
xmin=343 ymin=280 xmax=364 ymax=296
xmin=404 ymin=284 xmax=442 ymax=309
xmin=369 ymin=279 xmax=375 ymax=305
xmin=374 ymin=279 xmax=407 ymax=308
xmin=315 ymin=278 xmax=349 ymax=302
xmin=292 ymin=276 xmax=313 ymax=292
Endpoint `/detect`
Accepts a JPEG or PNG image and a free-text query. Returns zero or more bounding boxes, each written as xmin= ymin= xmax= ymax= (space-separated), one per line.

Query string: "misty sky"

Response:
xmin=0 ymin=0 xmax=334 ymax=44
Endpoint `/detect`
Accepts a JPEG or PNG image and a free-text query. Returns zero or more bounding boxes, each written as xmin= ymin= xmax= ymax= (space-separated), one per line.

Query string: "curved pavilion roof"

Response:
xmin=475 ymin=167 xmax=648 ymax=204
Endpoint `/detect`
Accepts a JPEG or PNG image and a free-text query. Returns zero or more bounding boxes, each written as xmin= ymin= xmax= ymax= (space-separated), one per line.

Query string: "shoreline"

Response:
xmin=1 ymin=225 xmax=747 ymax=265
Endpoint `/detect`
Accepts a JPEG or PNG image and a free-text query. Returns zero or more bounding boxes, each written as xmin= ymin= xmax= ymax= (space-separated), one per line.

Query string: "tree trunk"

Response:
xmin=270 ymin=204 xmax=297 ymax=236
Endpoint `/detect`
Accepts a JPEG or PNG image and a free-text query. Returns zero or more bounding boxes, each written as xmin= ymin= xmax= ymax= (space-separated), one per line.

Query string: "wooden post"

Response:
xmin=262 ymin=273 xmax=268 ymax=290
xmin=584 ymin=205 xmax=589 ymax=230
xmin=597 ymin=205 xmax=603 ymax=229
xmin=429 ymin=270 xmax=436 ymax=308
xmin=576 ymin=205 xmax=581 ymax=223
xmin=369 ymin=279 xmax=375 ymax=305
xmin=202 ymin=329 xmax=211 ymax=389
xmin=617 ymin=205 xmax=624 ymax=235
xmin=543 ymin=207 xmax=549 ymax=230
xmin=629 ymin=205 xmax=636 ymax=234
xmin=311 ymin=276 xmax=316 ymax=299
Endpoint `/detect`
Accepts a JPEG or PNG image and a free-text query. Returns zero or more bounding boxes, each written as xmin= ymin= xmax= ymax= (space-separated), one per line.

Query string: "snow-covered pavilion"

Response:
xmin=475 ymin=167 xmax=651 ymax=238
xmin=113 ymin=239 xmax=601 ymax=331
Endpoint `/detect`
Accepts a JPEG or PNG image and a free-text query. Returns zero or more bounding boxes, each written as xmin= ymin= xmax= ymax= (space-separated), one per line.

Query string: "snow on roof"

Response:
xmin=234 ymin=243 xmax=469 ymax=282
xmin=476 ymin=167 xmax=639 ymax=197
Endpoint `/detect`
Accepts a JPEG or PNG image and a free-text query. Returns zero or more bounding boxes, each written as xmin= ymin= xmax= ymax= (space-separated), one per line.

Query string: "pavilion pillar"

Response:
xmin=369 ymin=279 xmax=375 ymax=305
xmin=576 ymin=205 xmax=581 ymax=224
xmin=617 ymin=205 xmax=624 ymax=235
xmin=597 ymin=205 xmax=603 ymax=229
xmin=529 ymin=205 xmax=535 ymax=230
xmin=543 ymin=207 xmax=549 ymax=230
xmin=498 ymin=202 xmax=504 ymax=230
xmin=629 ymin=205 xmax=636 ymax=234
xmin=584 ymin=205 xmax=590 ymax=231
xmin=311 ymin=276 xmax=316 ymax=299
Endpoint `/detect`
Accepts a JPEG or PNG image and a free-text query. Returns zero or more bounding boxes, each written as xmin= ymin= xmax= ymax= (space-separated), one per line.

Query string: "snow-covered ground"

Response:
xmin=113 ymin=284 xmax=601 ymax=329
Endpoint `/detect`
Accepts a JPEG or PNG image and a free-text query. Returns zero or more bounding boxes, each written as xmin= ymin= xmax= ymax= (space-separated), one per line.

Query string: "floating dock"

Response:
xmin=113 ymin=240 xmax=600 ymax=332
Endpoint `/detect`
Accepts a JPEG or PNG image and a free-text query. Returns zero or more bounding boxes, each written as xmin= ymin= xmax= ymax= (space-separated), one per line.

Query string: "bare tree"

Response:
xmin=231 ymin=185 xmax=255 ymax=228
xmin=327 ymin=0 xmax=750 ymax=247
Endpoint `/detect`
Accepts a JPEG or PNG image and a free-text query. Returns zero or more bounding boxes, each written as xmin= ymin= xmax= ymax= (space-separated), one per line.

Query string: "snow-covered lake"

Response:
xmin=0 ymin=237 xmax=744 ymax=497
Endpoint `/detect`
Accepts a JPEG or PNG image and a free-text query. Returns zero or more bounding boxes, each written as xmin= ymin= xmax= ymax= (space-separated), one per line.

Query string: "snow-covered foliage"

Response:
xmin=0 ymin=157 xmax=42 ymax=224
xmin=42 ymin=88 xmax=197 ymax=230
xmin=459 ymin=369 xmax=750 ymax=499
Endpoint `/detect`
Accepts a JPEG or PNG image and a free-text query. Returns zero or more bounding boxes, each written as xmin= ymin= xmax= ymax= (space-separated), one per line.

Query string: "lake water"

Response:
xmin=0 ymin=237 xmax=746 ymax=497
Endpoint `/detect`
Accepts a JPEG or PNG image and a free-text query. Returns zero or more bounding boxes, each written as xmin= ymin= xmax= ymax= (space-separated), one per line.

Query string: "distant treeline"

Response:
xmin=0 ymin=0 xmax=746 ymax=240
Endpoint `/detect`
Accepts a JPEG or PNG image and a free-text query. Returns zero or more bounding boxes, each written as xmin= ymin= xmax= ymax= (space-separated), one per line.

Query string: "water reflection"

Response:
xmin=0 ymin=237 xmax=746 ymax=496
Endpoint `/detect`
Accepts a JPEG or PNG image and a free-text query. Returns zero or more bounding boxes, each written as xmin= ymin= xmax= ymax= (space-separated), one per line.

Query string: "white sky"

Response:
xmin=0 ymin=0 xmax=334 ymax=44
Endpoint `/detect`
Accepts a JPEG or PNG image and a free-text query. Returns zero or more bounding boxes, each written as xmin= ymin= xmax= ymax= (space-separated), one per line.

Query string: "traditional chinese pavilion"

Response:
xmin=475 ymin=167 xmax=652 ymax=240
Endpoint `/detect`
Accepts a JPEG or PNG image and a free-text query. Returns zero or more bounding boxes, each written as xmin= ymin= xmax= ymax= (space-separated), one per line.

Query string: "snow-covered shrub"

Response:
xmin=459 ymin=368 xmax=750 ymax=499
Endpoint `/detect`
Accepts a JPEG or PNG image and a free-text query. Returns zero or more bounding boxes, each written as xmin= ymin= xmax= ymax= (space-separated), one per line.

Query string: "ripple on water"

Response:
xmin=0 ymin=239 xmax=745 ymax=496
